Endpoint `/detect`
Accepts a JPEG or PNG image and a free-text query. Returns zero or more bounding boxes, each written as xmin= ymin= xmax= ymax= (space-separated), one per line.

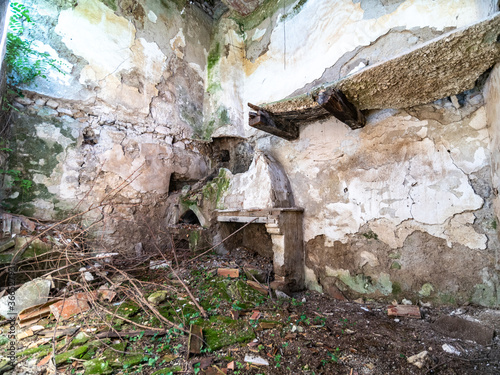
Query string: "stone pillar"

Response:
xmin=266 ymin=209 xmax=304 ymax=293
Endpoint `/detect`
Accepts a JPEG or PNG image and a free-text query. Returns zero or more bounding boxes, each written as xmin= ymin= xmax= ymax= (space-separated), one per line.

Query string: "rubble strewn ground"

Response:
xmin=0 ymin=221 xmax=498 ymax=375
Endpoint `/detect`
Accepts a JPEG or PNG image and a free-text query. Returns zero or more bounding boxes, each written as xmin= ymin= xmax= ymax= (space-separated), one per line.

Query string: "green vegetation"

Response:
xmin=5 ymin=2 xmax=65 ymax=86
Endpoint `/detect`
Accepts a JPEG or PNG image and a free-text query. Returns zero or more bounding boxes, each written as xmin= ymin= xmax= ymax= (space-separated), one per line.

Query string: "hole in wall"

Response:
xmin=82 ymin=127 xmax=97 ymax=145
xmin=169 ymin=173 xmax=198 ymax=193
xmin=179 ymin=210 xmax=201 ymax=225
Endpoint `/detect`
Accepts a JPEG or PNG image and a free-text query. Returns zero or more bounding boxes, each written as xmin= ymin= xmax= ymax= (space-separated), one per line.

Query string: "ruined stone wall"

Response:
xmin=1 ymin=0 xmax=212 ymax=251
xmin=211 ymin=0 xmax=500 ymax=306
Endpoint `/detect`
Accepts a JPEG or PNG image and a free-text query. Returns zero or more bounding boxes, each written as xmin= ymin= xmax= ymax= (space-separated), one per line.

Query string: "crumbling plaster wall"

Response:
xmin=2 ymin=0 xmax=212 ymax=251
xmin=486 ymin=64 xmax=500 ymax=237
xmin=211 ymin=0 xmax=500 ymax=306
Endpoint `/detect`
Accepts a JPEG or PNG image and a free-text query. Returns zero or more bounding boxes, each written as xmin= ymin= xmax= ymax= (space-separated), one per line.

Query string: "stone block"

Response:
xmin=433 ymin=316 xmax=494 ymax=345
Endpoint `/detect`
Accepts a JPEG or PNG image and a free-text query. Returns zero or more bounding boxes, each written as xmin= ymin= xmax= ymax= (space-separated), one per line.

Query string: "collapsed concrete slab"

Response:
xmin=251 ymin=13 xmax=500 ymax=139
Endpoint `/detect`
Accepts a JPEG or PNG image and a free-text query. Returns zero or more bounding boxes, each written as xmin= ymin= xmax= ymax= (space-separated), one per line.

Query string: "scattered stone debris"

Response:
xmin=244 ymin=354 xmax=269 ymax=366
xmin=0 ymin=236 xmax=498 ymax=374
xmin=406 ymin=350 xmax=428 ymax=368
xmin=442 ymin=343 xmax=461 ymax=356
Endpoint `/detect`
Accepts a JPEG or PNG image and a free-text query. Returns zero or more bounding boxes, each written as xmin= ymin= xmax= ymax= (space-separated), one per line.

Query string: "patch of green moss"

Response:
xmin=152 ymin=366 xmax=182 ymax=375
xmin=103 ymin=342 xmax=127 ymax=367
xmin=55 ymin=345 xmax=89 ymax=365
xmin=230 ymin=0 xmax=293 ymax=31
xmin=69 ymin=332 xmax=90 ymax=349
xmin=207 ymin=42 xmax=221 ymax=73
xmin=123 ymin=353 xmax=144 ymax=367
xmin=419 ymin=283 xmax=434 ymax=297
xmin=16 ymin=344 xmax=51 ymax=357
xmin=99 ymin=0 xmax=117 ymax=11
xmin=232 ymin=280 xmax=267 ymax=306
xmin=471 ymin=283 xmax=500 ymax=307
xmin=199 ymin=315 xmax=255 ymax=351
xmin=201 ymin=169 xmax=230 ymax=208
xmin=392 ymin=281 xmax=402 ymax=295
xmin=82 ymin=340 xmax=111 ymax=360
xmin=83 ymin=359 xmax=113 ymax=375
xmin=362 ymin=231 xmax=378 ymax=240
xmin=438 ymin=293 xmax=457 ymax=305
xmin=116 ymin=301 xmax=140 ymax=318
xmin=207 ymin=81 xmax=222 ymax=94
xmin=281 ymin=0 xmax=308 ymax=21
xmin=188 ymin=230 xmax=200 ymax=250
xmin=390 ymin=262 xmax=401 ymax=270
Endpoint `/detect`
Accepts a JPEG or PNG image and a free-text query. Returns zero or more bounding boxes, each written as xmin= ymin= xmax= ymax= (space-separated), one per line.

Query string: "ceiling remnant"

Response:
xmin=249 ymin=12 xmax=500 ymax=140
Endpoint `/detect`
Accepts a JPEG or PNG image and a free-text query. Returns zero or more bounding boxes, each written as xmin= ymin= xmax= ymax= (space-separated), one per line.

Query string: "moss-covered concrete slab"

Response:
xmin=260 ymin=13 xmax=500 ymax=117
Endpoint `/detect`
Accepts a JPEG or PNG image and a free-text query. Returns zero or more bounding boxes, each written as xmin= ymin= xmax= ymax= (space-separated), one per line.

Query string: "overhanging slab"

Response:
xmin=250 ymin=13 xmax=500 ymax=139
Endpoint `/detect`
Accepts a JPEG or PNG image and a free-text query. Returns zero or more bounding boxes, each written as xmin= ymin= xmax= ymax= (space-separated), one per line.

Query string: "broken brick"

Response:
xmin=50 ymin=295 xmax=90 ymax=320
xmin=217 ymin=268 xmax=239 ymax=278
xmin=250 ymin=310 xmax=261 ymax=320
xmin=37 ymin=352 xmax=53 ymax=367
xmin=387 ymin=305 xmax=421 ymax=318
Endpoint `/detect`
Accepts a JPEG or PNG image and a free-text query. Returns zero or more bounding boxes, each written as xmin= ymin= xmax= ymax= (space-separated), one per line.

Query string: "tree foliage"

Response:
xmin=5 ymin=2 xmax=64 ymax=86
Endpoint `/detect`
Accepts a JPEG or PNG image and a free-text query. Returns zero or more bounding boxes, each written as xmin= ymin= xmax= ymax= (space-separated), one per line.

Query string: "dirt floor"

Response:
xmin=2 ymin=244 xmax=499 ymax=375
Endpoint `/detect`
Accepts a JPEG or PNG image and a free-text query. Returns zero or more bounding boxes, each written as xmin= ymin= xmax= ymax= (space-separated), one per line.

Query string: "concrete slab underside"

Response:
xmin=261 ymin=13 xmax=500 ymax=115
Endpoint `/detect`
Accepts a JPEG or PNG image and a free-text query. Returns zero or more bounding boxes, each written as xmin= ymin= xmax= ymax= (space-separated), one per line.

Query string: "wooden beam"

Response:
xmin=248 ymin=103 xmax=299 ymax=141
xmin=314 ymin=88 xmax=366 ymax=129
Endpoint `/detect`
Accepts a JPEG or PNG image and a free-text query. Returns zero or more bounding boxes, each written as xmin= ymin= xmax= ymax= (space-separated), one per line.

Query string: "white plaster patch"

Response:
xmin=35 ymin=123 xmax=74 ymax=149
xmin=147 ymin=10 xmax=157 ymax=23
xmin=55 ymin=0 xmax=136 ymax=80
xmin=252 ymin=27 xmax=267 ymax=41
xmin=409 ymin=141 xmax=483 ymax=225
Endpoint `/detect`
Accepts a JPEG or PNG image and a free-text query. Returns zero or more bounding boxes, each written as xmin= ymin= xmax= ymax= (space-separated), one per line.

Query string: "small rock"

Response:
xmin=45 ymin=99 xmax=59 ymax=109
xmin=149 ymin=260 xmax=171 ymax=270
xmin=433 ymin=316 xmax=494 ymax=345
xmin=147 ymin=291 xmax=169 ymax=305
xmin=155 ymin=126 xmax=170 ymax=135
xmin=442 ymin=343 xmax=460 ymax=355
xmin=407 ymin=350 xmax=428 ymax=369
xmin=0 ymin=238 xmax=15 ymax=253
xmin=244 ymin=355 xmax=269 ymax=366
xmin=57 ymin=107 xmax=73 ymax=116
xmin=0 ymin=278 xmax=51 ymax=318
xmin=402 ymin=298 xmax=413 ymax=305
xmin=275 ymin=290 xmax=290 ymax=299
xmin=15 ymin=97 xmax=33 ymax=105
xmin=37 ymin=107 xmax=58 ymax=117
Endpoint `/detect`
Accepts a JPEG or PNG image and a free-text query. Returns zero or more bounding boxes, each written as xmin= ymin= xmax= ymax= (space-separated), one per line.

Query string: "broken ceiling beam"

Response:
xmin=255 ymin=13 xmax=500 ymax=135
xmin=248 ymin=88 xmax=364 ymax=140
xmin=314 ymin=88 xmax=366 ymax=129
xmin=248 ymin=103 xmax=299 ymax=141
